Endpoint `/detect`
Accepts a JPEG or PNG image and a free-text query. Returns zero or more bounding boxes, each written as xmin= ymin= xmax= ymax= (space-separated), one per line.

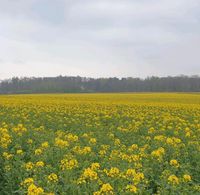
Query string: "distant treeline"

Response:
xmin=0 ymin=75 xmax=199 ymax=94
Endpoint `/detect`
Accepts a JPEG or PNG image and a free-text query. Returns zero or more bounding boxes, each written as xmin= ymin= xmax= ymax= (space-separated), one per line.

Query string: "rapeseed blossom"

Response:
xmin=0 ymin=93 xmax=199 ymax=194
xmin=48 ymin=173 xmax=58 ymax=182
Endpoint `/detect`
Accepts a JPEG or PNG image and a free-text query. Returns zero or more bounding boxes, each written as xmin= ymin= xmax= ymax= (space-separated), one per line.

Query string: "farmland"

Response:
xmin=0 ymin=93 xmax=200 ymax=194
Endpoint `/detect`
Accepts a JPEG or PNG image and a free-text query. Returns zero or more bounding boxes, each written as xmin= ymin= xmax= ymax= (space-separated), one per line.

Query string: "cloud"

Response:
xmin=0 ymin=0 xmax=199 ymax=79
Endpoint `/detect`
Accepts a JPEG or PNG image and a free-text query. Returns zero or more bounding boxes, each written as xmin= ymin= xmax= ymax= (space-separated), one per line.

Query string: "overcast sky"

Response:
xmin=0 ymin=0 xmax=200 ymax=79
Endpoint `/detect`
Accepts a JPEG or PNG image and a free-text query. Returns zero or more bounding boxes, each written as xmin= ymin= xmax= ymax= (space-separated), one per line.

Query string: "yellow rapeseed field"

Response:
xmin=0 ymin=93 xmax=200 ymax=195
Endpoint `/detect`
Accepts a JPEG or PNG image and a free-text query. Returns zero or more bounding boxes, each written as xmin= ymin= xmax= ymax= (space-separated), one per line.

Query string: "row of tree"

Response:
xmin=0 ymin=75 xmax=199 ymax=94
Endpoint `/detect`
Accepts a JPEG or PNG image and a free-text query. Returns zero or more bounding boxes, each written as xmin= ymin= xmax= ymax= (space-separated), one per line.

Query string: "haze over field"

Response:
xmin=0 ymin=0 xmax=200 ymax=79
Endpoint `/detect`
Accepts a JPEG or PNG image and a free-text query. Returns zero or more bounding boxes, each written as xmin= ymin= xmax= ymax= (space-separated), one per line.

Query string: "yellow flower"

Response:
xmin=114 ymin=138 xmax=120 ymax=146
xmin=125 ymin=169 xmax=136 ymax=178
xmin=89 ymin=138 xmax=97 ymax=144
xmin=148 ymin=127 xmax=155 ymax=134
xmin=100 ymin=183 xmax=113 ymax=194
xmin=151 ymin=147 xmax=165 ymax=160
xmin=60 ymin=159 xmax=78 ymax=170
xmin=186 ymin=132 xmax=191 ymax=137
xmin=126 ymin=184 xmax=137 ymax=193
xmin=34 ymin=148 xmax=42 ymax=155
xmin=82 ymin=146 xmax=91 ymax=154
xmin=48 ymin=173 xmax=58 ymax=182
xmin=27 ymin=184 xmax=44 ymax=195
xmin=183 ymin=174 xmax=192 ymax=182
xmin=77 ymin=177 xmax=86 ymax=185
xmin=27 ymin=139 xmax=33 ymax=144
xmin=105 ymin=167 xmax=120 ymax=177
xmin=55 ymin=138 xmax=69 ymax=148
xmin=36 ymin=161 xmax=45 ymax=167
xmin=21 ymin=178 xmax=34 ymax=186
xmin=73 ymin=146 xmax=92 ymax=155
xmin=66 ymin=133 xmax=78 ymax=142
xmin=99 ymin=150 xmax=106 ymax=156
xmin=16 ymin=149 xmax=23 ymax=155
xmin=91 ymin=163 xmax=100 ymax=170
xmin=154 ymin=135 xmax=166 ymax=141
xmin=0 ymin=128 xmax=11 ymax=148
xmin=93 ymin=183 xmax=114 ymax=194
xmin=168 ymin=175 xmax=179 ymax=185
xmin=41 ymin=141 xmax=49 ymax=148
xmin=82 ymin=168 xmax=98 ymax=180
xmin=25 ymin=162 xmax=34 ymax=170
xmin=166 ymin=137 xmax=181 ymax=146
xmin=130 ymin=144 xmax=138 ymax=150
xmin=2 ymin=152 xmax=13 ymax=160
xmin=12 ymin=124 xmax=27 ymax=136
xmin=170 ymin=159 xmax=179 ymax=168
xmin=133 ymin=172 xmax=144 ymax=184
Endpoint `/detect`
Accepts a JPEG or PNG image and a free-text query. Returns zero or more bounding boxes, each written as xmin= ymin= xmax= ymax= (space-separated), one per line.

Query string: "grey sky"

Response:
xmin=0 ymin=0 xmax=200 ymax=79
